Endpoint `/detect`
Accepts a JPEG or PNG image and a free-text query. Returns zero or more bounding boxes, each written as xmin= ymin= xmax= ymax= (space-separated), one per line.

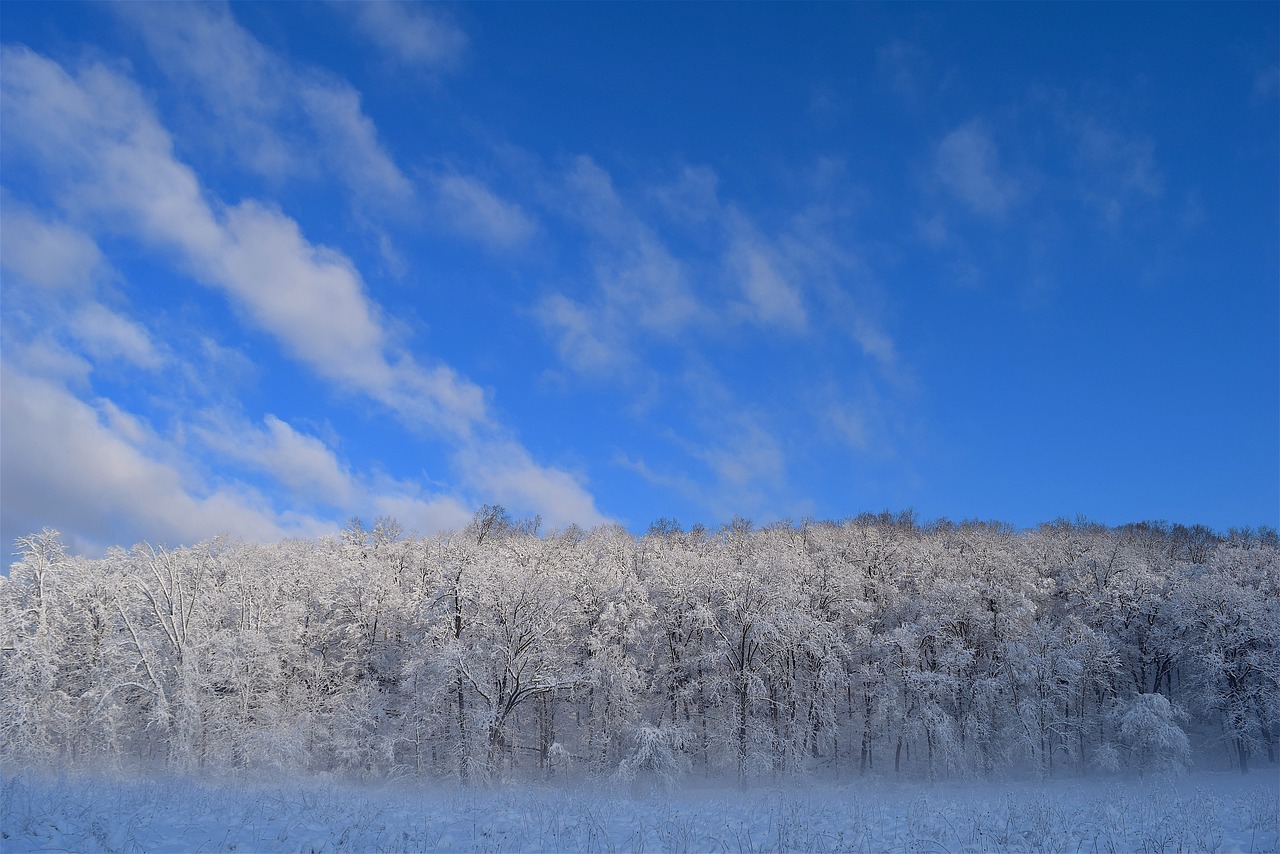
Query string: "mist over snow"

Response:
xmin=4 ymin=772 xmax=1278 ymax=853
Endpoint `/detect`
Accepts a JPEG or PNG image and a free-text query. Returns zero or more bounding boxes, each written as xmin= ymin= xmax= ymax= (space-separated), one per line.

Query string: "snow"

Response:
xmin=2 ymin=770 xmax=1276 ymax=853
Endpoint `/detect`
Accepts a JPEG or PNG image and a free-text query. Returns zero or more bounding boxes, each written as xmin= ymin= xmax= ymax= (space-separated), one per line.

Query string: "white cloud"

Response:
xmin=298 ymin=83 xmax=414 ymax=203
xmin=194 ymin=411 xmax=609 ymax=532
xmin=192 ymin=413 xmax=436 ymax=530
xmin=368 ymin=492 xmax=473 ymax=535
xmin=564 ymin=157 xmax=701 ymax=335
xmin=1 ymin=46 xmax=610 ymax=536
xmin=536 ymin=293 xmax=630 ymax=378
xmin=538 ymin=157 xmax=702 ymax=382
xmin=0 ymin=364 xmax=322 ymax=556
xmin=97 ymin=398 xmax=157 ymax=450
xmin=935 ymin=119 xmax=1020 ymax=217
xmin=68 ymin=303 xmax=165 ymax=371
xmin=197 ymin=414 xmax=358 ymax=507
xmin=215 ymin=202 xmax=396 ymax=390
xmin=117 ymin=3 xmax=412 ymax=206
xmin=454 ymin=439 xmax=608 ymax=531
xmin=7 ymin=339 xmax=93 ymax=386
xmin=434 ymin=172 xmax=537 ymax=250
xmin=1 ymin=48 xmax=484 ymax=437
xmin=0 ymin=204 xmax=103 ymax=291
xmin=728 ymin=238 xmax=807 ymax=332
xmin=0 ymin=47 xmax=224 ymax=253
xmin=1074 ymin=119 xmax=1162 ymax=232
xmin=114 ymin=3 xmax=293 ymax=179
xmin=349 ymin=2 xmax=468 ymax=71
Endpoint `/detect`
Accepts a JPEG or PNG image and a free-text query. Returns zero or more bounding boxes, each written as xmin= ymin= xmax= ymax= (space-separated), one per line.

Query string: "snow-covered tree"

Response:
xmin=1 ymin=514 xmax=1274 ymax=783
xmin=1115 ymin=692 xmax=1191 ymax=776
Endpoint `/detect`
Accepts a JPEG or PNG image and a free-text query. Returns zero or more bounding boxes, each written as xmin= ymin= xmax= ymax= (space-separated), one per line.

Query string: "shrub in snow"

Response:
xmin=613 ymin=725 xmax=689 ymax=791
xmin=545 ymin=742 xmax=573 ymax=778
xmin=1091 ymin=741 xmax=1122 ymax=773
xmin=1116 ymin=693 xmax=1191 ymax=776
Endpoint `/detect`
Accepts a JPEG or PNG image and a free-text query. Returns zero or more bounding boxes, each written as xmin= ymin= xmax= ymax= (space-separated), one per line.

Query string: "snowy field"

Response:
xmin=2 ymin=770 xmax=1276 ymax=853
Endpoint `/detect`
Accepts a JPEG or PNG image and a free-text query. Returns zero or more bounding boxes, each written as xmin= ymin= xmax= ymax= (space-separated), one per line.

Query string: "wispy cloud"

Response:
xmin=432 ymin=172 xmax=537 ymax=250
xmin=117 ymin=3 xmax=412 ymax=207
xmin=624 ymin=411 xmax=791 ymax=524
xmin=694 ymin=420 xmax=786 ymax=494
xmin=196 ymin=414 xmax=358 ymax=508
xmin=1 ymin=46 xmax=478 ymax=434
xmin=347 ymin=2 xmax=469 ymax=72
xmin=454 ymin=439 xmax=605 ymax=531
xmin=726 ymin=224 xmax=808 ymax=332
xmin=537 ymin=156 xmax=701 ymax=382
xmin=0 ymin=364 xmax=320 ymax=556
xmin=635 ymin=363 xmax=797 ymax=521
xmin=67 ymin=303 xmax=165 ymax=371
xmin=297 ymin=83 xmax=415 ymax=204
xmin=877 ymin=39 xmax=932 ymax=102
xmin=1 ymin=45 xmax=607 ymax=534
xmin=536 ymin=293 xmax=632 ymax=379
xmin=564 ymin=157 xmax=701 ymax=336
xmin=530 ymin=155 xmax=904 ymax=521
xmin=0 ymin=203 xmax=104 ymax=291
xmin=1073 ymin=119 xmax=1162 ymax=233
xmin=650 ymin=164 xmax=722 ymax=225
xmin=193 ymin=413 xmax=477 ymax=533
xmin=5 ymin=339 xmax=92 ymax=387
xmin=827 ymin=404 xmax=871 ymax=452
xmin=759 ymin=205 xmax=899 ymax=377
xmin=935 ymin=119 xmax=1020 ymax=217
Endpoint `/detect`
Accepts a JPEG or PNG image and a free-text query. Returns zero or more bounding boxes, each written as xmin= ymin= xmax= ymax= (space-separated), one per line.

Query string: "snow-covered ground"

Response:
xmin=2 ymin=770 xmax=1276 ymax=853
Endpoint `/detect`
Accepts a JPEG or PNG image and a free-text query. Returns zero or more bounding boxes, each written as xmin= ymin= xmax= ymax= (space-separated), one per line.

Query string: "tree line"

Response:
xmin=2 ymin=509 xmax=1276 ymax=784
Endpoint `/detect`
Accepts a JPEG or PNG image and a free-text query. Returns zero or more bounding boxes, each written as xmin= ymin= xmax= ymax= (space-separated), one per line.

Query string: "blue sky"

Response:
xmin=1 ymin=2 xmax=1276 ymax=559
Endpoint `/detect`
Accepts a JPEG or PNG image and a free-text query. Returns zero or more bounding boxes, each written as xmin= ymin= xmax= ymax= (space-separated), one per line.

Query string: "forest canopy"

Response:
xmin=2 ymin=511 xmax=1276 ymax=784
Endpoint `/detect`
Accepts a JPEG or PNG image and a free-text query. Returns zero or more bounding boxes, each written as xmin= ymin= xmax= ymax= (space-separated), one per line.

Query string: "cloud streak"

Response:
xmin=537 ymin=156 xmax=701 ymax=383
xmin=0 ymin=364 xmax=316 ymax=556
xmin=347 ymin=2 xmax=469 ymax=72
xmin=194 ymin=413 xmax=476 ymax=534
xmin=68 ymin=303 xmax=165 ymax=371
xmin=1 ymin=45 xmax=607 ymax=538
xmin=118 ymin=3 xmax=412 ymax=206
xmin=0 ymin=203 xmax=104 ymax=291
xmin=432 ymin=172 xmax=537 ymax=250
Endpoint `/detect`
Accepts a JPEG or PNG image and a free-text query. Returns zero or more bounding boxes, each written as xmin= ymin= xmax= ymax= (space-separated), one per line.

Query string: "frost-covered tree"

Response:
xmin=1174 ymin=544 xmax=1280 ymax=773
xmin=1 ymin=515 xmax=1275 ymax=783
xmin=1115 ymin=692 xmax=1191 ymax=776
